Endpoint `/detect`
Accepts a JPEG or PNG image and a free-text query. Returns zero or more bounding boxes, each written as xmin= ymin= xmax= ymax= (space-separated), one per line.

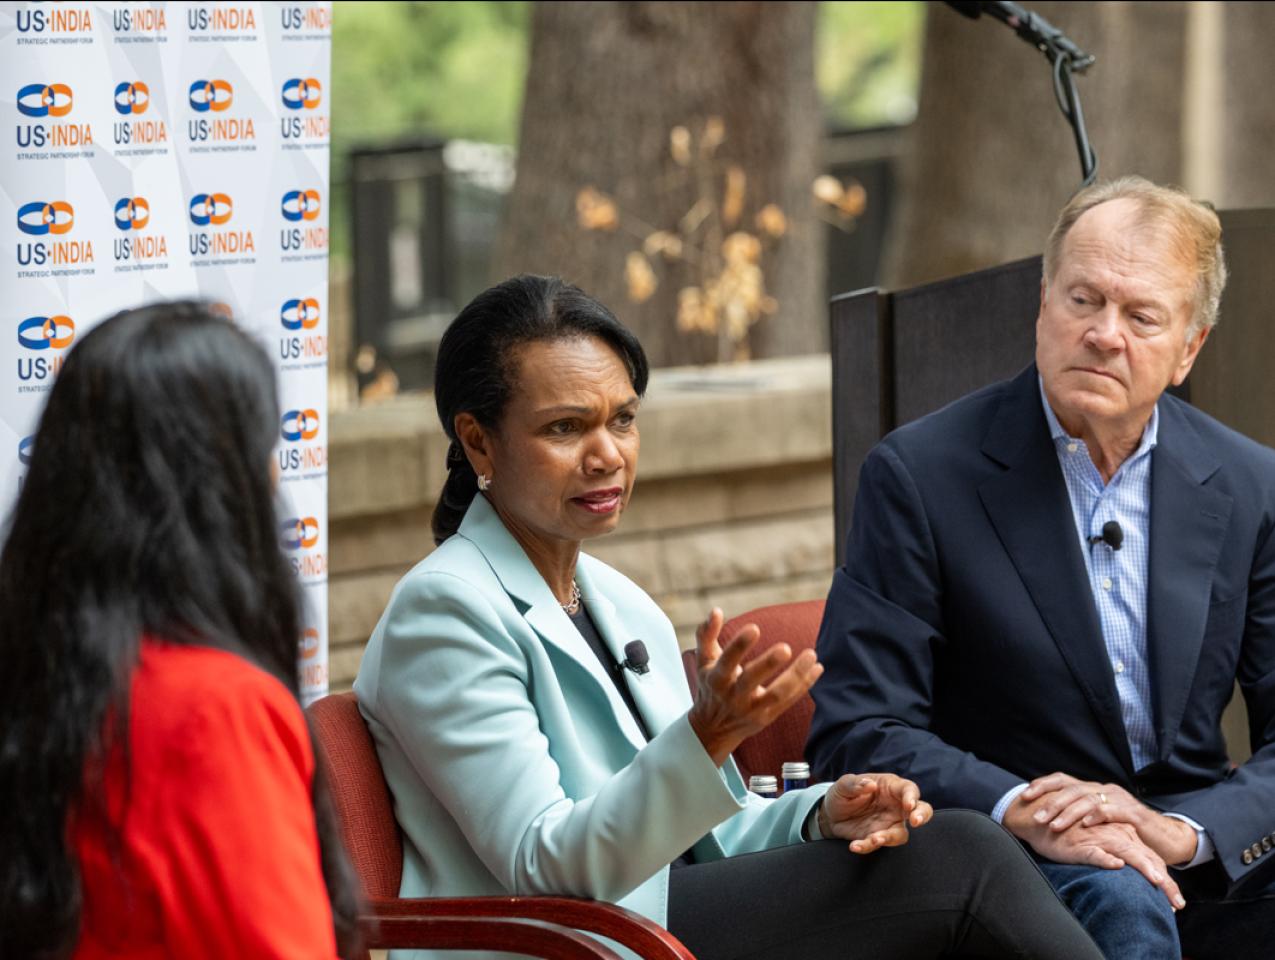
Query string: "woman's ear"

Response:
xmin=454 ymin=412 xmax=495 ymax=479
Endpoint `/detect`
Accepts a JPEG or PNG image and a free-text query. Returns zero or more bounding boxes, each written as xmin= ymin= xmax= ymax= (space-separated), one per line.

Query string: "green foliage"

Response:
xmin=329 ymin=1 xmax=529 ymax=259
xmin=331 ymin=1 xmax=528 ymax=155
xmin=817 ymin=1 xmax=925 ymax=130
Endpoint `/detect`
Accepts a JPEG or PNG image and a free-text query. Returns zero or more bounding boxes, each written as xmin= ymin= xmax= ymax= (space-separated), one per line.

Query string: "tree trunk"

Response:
xmin=884 ymin=1 xmax=1187 ymax=289
xmin=496 ymin=1 xmax=823 ymax=367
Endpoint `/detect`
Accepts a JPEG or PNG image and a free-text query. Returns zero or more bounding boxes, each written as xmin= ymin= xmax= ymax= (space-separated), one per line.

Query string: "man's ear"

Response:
xmin=1171 ymin=324 xmax=1211 ymax=387
xmin=1035 ymin=277 xmax=1048 ymax=344
xmin=454 ymin=412 xmax=495 ymax=479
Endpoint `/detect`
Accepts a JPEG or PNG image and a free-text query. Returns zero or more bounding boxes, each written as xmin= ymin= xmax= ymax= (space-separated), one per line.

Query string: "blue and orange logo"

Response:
xmin=189 ymin=193 xmax=232 ymax=226
xmin=281 ymin=190 xmax=321 ymax=222
xmin=17 ymin=315 xmax=75 ymax=350
xmin=188 ymin=79 xmax=233 ymax=113
xmin=281 ymin=77 xmax=322 ymax=111
xmin=280 ymin=298 xmax=320 ymax=330
xmin=113 ymin=81 xmax=150 ymax=115
xmin=281 ymin=409 xmax=320 ymax=442
xmin=18 ymin=436 xmax=35 ymax=466
xmin=113 ymin=197 xmax=150 ymax=231
xmin=17 ymin=83 xmax=73 ymax=118
xmin=17 ymin=201 xmax=74 ymax=236
xmin=281 ymin=516 xmax=320 ymax=551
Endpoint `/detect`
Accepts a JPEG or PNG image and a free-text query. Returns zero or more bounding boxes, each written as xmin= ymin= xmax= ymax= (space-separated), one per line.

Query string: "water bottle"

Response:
xmin=782 ymin=761 xmax=810 ymax=793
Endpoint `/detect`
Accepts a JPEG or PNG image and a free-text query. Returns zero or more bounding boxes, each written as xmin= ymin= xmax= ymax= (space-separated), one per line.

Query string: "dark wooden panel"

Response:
xmin=892 ymin=257 xmax=1042 ymax=427
xmin=830 ymin=288 xmax=889 ymax=565
xmin=1188 ymin=208 xmax=1275 ymax=449
xmin=830 ymin=258 xmax=1040 ymax=560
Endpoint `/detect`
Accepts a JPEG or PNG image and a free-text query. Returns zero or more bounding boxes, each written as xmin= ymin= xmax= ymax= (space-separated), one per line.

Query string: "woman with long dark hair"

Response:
xmin=0 ymin=302 xmax=359 ymax=958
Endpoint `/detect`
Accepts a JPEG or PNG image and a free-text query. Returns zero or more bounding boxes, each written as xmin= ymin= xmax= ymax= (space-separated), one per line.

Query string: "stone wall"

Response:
xmin=327 ymin=355 xmax=835 ymax=691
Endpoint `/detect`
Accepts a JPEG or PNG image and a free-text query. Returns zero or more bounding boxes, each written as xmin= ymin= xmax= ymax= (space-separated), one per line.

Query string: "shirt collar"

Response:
xmin=1038 ymin=375 xmax=1159 ymax=461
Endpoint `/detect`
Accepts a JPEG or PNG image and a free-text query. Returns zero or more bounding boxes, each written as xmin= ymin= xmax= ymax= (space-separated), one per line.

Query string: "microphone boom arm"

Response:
xmin=981 ymin=1 xmax=1095 ymax=73
xmin=946 ymin=1 xmax=1099 ymax=187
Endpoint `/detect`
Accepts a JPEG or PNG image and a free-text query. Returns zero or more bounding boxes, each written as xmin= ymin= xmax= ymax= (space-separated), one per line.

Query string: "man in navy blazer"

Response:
xmin=808 ymin=176 xmax=1275 ymax=960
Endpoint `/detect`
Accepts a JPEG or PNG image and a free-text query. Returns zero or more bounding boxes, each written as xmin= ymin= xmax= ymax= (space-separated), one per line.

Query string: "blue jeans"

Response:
xmin=1038 ymin=861 xmax=1180 ymax=960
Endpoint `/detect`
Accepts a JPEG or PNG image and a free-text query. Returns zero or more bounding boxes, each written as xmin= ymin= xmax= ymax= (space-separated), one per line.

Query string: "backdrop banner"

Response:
xmin=1 ymin=1 xmax=333 ymax=702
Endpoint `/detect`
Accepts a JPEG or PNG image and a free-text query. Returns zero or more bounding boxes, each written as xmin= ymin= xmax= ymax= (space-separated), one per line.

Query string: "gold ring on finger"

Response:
xmin=1097 ymin=792 xmax=1108 ymax=805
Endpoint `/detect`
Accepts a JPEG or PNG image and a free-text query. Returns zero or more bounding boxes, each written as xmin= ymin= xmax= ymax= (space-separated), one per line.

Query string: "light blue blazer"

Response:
xmin=354 ymin=494 xmax=827 ymax=957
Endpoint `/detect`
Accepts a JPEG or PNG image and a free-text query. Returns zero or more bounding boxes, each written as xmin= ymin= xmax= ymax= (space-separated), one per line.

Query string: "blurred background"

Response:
xmin=324 ymin=1 xmax=1275 ymax=698
xmin=328 ymin=0 xmax=920 ymax=398
xmin=326 ymin=0 xmax=1273 ymax=404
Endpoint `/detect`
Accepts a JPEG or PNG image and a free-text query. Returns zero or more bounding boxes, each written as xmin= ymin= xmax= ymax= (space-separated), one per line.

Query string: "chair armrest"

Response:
xmin=362 ymin=912 xmax=624 ymax=960
xmin=369 ymin=896 xmax=696 ymax=960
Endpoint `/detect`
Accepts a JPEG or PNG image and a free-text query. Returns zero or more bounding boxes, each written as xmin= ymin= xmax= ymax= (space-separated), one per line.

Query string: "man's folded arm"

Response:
xmin=808 ymin=445 xmax=1023 ymax=814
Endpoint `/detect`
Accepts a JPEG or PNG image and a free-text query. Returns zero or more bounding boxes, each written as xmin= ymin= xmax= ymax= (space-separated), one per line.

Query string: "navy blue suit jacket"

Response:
xmin=808 ymin=365 xmax=1275 ymax=892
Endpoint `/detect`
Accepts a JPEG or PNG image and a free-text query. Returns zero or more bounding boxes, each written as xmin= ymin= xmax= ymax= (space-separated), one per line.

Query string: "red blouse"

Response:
xmin=72 ymin=641 xmax=340 ymax=959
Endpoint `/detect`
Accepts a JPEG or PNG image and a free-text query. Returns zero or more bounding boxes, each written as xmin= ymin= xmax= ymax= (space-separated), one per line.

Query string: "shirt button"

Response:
xmin=1114 ymin=660 xmax=1125 ymax=674
xmin=1102 ymin=577 xmax=1113 ymax=591
xmin=1067 ymin=442 xmax=1079 ymax=453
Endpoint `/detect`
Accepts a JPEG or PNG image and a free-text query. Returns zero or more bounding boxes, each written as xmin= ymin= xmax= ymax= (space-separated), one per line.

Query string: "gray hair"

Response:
xmin=1042 ymin=175 xmax=1227 ymax=335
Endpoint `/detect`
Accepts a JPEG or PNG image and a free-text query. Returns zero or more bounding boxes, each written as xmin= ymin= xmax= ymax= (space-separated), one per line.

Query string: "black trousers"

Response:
xmin=667 ymin=809 xmax=1104 ymax=960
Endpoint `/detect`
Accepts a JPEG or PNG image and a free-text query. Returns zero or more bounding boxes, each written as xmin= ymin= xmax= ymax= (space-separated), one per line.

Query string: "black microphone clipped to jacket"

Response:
xmin=620 ymin=640 xmax=650 ymax=675
xmin=1088 ymin=520 xmax=1124 ymax=551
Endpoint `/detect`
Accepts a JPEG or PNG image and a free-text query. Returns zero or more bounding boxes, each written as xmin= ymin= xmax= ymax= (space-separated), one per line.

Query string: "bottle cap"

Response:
xmin=781 ymin=761 xmax=810 ymax=779
xmin=747 ymin=774 xmax=778 ymax=794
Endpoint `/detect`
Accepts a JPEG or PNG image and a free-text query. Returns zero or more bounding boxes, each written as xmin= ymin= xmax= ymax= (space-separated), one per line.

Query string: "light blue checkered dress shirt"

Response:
xmin=990 ymin=382 xmax=1212 ymax=866
xmin=1040 ymin=385 xmax=1159 ymax=771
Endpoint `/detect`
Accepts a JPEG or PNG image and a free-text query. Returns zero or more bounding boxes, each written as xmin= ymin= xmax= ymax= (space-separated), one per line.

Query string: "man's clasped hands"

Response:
xmin=1005 ymin=773 xmax=1195 ymax=911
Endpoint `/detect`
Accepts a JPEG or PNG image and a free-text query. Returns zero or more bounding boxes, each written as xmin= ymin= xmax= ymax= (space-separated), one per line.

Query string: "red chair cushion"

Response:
xmin=307 ymin=691 xmax=402 ymax=899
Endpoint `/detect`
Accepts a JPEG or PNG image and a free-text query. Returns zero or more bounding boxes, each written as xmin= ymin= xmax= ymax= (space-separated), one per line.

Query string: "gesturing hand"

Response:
xmin=1021 ymin=772 xmax=1198 ymax=867
xmin=687 ymin=608 xmax=823 ymax=767
xmin=1004 ymin=777 xmax=1188 ymax=911
xmin=818 ymin=773 xmax=933 ymax=855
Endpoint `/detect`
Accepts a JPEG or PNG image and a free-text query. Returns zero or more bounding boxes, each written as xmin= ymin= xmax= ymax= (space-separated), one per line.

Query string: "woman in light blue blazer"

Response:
xmin=354 ymin=276 xmax=1102 ymax=960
